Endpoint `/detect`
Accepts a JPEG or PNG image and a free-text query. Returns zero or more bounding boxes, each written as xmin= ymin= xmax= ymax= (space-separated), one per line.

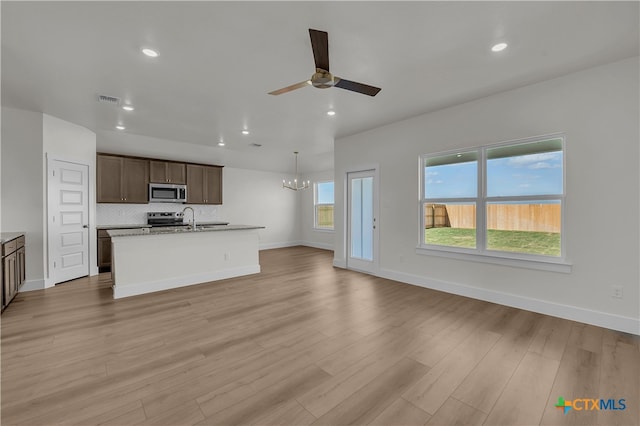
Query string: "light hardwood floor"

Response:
xmin=1 ymin=247 xmax=638 ymax=426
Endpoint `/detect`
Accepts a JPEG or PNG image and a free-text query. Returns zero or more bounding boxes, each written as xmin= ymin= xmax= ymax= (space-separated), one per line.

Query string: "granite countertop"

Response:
xmin=97 ymin=224 xmax=151 ymax=230
xmin=1 ymin=232 xmax=25 ymax=244
xmin=107 ymin=224 xmax=264 ymax=238
xmin=97 ymin=222 xmax=229 ymax=230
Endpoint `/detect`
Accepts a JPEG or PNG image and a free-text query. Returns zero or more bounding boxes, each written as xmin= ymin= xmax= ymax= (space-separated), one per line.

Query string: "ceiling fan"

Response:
xmin=268 ymin=29 xmax=381 ymax=97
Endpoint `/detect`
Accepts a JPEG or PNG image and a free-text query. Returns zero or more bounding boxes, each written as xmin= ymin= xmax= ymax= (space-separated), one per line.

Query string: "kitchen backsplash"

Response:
xmin=97 ymin=203 xmax=222 ymax=226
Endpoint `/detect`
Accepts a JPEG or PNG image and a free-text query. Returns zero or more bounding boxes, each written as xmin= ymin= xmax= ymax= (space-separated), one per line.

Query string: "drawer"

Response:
xmin=3 ymin=239 xmax=17 ymax=256
xmin=17 ymin=236 xmax=25 ymax=249
xmin=98 ymin=230 xmax=110 ymax=238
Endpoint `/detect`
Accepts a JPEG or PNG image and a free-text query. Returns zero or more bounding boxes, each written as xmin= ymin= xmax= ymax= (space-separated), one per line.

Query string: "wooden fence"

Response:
xmin=316 ymin=205 xmax=334 ymax=228
xmin=425 ymin=203 xmax=560 ymax=233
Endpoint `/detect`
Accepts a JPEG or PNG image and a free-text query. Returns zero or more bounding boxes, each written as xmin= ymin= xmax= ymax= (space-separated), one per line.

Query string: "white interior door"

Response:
xmin=347 ymin=169 xmax=378 ymax=273
xmin=48 ymin=159 xmax=89 ymax=284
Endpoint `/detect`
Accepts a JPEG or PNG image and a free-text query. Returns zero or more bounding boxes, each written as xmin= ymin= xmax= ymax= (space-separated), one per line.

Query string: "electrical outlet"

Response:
xmin=611 ymin=285 xmax=624 ymax=299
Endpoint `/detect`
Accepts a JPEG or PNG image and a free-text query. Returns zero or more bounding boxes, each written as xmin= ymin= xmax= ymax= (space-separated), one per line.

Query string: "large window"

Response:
xmin=314 ymin=181 xmax=334 ymax=230
xmin=420 ymin=135 xmax=564 ymax=262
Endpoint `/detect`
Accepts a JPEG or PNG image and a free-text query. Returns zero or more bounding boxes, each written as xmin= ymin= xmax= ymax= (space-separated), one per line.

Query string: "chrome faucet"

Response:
xmin=182 ymin=206 xmax=196 ymax=230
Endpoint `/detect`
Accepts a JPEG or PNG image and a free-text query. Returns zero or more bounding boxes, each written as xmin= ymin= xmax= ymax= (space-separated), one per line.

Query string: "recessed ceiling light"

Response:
xmin=242 ymin=130 xmax=250 ymax=135
xmin=122 ymin=105 xmax=134 ymax=111
xmin=456 ymin=153 xmax=462 ymax=157
xmin=142 ymin=48 xmax=159 ymax=57
xmin=327 ymin=110 xmax=336 ymax=116
xmin=491 ymin=42 xmax=508 ymax=52
xmin=116 ymin=125 xmax=125 ymax=130
xmin=218 ymin=141 xmax=225 ymax=147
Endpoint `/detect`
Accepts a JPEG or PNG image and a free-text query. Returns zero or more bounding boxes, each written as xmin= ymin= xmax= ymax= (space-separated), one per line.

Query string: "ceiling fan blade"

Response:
xmin=268 ymin=80 xmax=311 ymax=96
xmin=309 ymin=29 xmax=330 ymax=72
xmin=334 ymin=77 xmax=381 ymax=97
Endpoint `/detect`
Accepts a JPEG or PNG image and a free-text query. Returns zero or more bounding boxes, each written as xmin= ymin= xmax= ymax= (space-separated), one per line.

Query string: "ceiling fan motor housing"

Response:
xmin=311 ymin=70 xmax=334 ymax=89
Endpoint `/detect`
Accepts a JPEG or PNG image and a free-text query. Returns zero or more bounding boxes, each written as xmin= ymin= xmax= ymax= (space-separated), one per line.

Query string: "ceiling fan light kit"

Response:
xmin=269 ymin=29 xmax=381 ymax=97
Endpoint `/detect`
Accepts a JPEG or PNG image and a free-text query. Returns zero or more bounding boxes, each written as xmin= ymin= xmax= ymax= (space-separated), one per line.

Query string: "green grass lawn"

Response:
xmin=425 ymin=227 xmax=561 ymax=256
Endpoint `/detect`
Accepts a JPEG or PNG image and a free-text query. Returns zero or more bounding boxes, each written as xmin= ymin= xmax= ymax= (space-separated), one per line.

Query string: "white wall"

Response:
xmin=97 ymin=130 xmax=334 ymax=174
xmin=300 ymin=169 xmax=335 ymax=250
xmin=334 ymin=57 xmax=640 ymax=334
xmin=219 ymin=167 xmax=299 ymax=249
xmin=1 ymin=109 xmax=97 ymax=290
xmin=1 ymin=107 xmax=45 ymax=288
xmin=43 ymin=114 xmax=98 ymax=283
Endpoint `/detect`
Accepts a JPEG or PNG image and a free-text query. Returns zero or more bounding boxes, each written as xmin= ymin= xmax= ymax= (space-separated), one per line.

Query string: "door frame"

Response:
xmin=46 ymin=156 xmax=92 ymax=288
xmin=344 ymin=165 xmax=379 ymax=275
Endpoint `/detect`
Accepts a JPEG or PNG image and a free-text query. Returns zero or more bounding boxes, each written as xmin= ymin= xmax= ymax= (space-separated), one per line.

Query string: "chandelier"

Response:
xmin=282 ymin=151 xmax=310 ymax=191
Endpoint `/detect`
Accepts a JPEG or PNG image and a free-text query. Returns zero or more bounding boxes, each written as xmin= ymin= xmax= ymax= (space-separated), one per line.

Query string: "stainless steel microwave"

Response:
xmin=149 ymin=183 xmax=187 ymax=203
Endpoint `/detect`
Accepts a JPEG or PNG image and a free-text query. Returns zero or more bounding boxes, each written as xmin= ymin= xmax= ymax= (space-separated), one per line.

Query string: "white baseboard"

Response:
xmin=259 ymin=241 xmax=301 ymax=250
xmin=113 ymin=265 xmax=260 ymax=299
xmin=19 ymin=279 xmax=45 ymax=292
xmin=333 ymin=259 xmax=346 ymax=268
xmin=301 ymin=241 xmax=334 ymax=251
xmin=377 ymin=268 xmax=640 ymax=336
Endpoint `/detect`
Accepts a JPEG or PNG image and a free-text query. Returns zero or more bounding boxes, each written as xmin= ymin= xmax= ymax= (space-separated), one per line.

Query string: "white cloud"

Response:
xmin=529 ymin=162 xmax=552 ymax=169
xmin=507 ymin=152 xmax=561 ymax=168
xmin=426 ymin=171 xmax=439 ymax=177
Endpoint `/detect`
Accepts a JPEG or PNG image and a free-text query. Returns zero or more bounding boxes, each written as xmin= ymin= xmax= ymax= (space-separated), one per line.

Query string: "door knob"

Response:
xmin=83 ymin=225 xmax=89 ymax=228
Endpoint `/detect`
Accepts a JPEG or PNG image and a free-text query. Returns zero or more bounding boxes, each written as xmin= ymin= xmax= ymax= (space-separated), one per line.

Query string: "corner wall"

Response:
xmin=334 ymin=57 xmax=640 ymax=334
xmin=1 ymin=107 xmax=45 ymax=288
xmin=1 ymin=108 xmax=97 ymax=291
xmin=43 ymin=114 xmax=98 ymax=284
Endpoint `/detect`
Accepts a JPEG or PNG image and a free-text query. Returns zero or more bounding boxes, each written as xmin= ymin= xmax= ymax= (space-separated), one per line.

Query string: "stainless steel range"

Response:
xmin=146 ymin=212 xmax=229 ymax=228
xmin=146 ymin=212 xmax=186 ymax=227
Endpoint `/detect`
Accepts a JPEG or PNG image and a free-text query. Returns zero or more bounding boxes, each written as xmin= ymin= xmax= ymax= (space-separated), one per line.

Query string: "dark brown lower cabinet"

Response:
xmin=98 ymin=230 xmax=112 ymax=272
xmin=2 ymin=235 xmax=25 ymax=313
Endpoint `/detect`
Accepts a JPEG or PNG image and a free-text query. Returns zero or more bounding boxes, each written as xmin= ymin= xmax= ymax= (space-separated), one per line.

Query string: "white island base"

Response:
xmin=109 ymin=226 xmax=262 ymax=299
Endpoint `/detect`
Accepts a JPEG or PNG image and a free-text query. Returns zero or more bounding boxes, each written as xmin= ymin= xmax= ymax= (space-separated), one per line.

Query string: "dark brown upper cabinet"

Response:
xmin=97 ymin=154 xmax=149 ymax=203
xmin=186 ymin=164 xmax=223 ymax=205
xmin=149 ymin=160 xmax=186 ymax=184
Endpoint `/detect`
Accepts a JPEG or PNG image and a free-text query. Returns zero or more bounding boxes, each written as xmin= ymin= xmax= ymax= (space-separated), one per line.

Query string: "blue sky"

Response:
xmin=425 ymin=151 xmax=563 ymax=198
xmin=317 ymin=181 xmax=334 ymax=204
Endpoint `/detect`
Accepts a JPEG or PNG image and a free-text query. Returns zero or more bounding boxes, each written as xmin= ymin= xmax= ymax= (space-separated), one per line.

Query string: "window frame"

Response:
xmin=417 ymin=134 xmax=570 ymax=272
xmin=314 ymin=180 xmax=335 ymax=231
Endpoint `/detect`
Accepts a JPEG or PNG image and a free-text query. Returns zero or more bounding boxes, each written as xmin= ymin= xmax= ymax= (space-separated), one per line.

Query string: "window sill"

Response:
xmin=415 ymin=246 xmax=572 ymax=273
xmin=313 ymin=227 xmax=335 ymax=233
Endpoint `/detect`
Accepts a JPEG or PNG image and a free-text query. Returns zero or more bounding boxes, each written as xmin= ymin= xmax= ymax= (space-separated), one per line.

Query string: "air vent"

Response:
xmin=97 ymin=94 xmax=121 ymax=105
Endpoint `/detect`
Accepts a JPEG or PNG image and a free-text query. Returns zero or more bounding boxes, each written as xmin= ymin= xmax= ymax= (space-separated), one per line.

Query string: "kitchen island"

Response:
xmin=108 ymin=225 xmax=264 ymax=299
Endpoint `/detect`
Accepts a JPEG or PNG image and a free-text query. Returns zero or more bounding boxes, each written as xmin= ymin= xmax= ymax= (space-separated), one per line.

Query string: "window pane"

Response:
xmin=487 ymin=140 xmax=563 ymax=197
xmin=317 ymin=181 xmax=334 ymax=204
xmin=486 ymin=201 xmax=561 ymax=256
xmin=425 ymin=152 xmax=477 ymax=198
xmin=424 ymin=202 xmax=476 ymax=248
xmin=316 ymin=205 xmax=334 ymax=229
xmin=351 ymin=177 xmax=374 ymax=260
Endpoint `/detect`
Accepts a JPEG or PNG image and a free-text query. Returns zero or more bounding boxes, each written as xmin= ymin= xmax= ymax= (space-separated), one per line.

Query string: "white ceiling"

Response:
xmin=2 ymin=1 xmax=638 ymax=172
